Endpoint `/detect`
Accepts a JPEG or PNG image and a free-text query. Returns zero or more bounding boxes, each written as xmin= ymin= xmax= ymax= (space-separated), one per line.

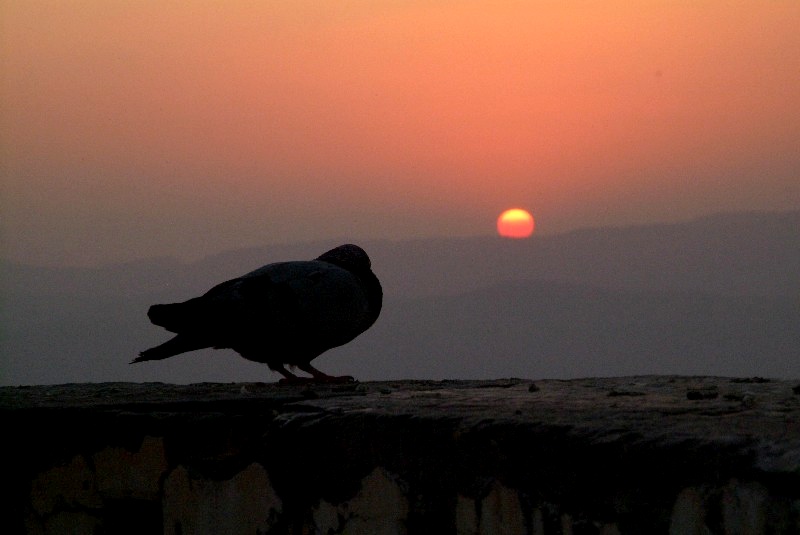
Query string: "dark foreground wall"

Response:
xmin=3 ymin=377 xmax=799 ymax=534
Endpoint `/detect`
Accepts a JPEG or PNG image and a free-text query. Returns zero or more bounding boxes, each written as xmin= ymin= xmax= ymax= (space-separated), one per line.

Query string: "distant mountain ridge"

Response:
xmin=364 ymin=210 xmax=800 ymax=299
xmin=2 ymin=210 xmax=798 ymax=385
xmin=358 ymin=279 xmax=798 ymax=379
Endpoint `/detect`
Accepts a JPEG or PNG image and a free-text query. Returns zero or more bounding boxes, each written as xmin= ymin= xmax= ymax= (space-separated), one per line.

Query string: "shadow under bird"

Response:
xmin=133 ymin=244 xmax=382 ymax=383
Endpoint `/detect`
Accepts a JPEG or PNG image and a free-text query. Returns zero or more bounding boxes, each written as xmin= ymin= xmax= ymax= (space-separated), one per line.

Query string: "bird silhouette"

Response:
xmin=133 ymin=244 xmax=382 ymax=383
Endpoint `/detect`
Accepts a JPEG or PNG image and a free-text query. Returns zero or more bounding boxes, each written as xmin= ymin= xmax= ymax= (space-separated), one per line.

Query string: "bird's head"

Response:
xmin=317 ymin=244 xmax=372 ymax=273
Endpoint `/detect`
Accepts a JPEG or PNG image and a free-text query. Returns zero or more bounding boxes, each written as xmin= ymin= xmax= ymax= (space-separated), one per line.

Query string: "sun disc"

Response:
xmin=497 ymin=208 xmax=535 ymax=238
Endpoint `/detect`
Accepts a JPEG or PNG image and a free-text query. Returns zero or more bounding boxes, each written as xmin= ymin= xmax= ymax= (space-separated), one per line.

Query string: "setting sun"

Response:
xmin=497 ymin=208 xmax=535 ymax=238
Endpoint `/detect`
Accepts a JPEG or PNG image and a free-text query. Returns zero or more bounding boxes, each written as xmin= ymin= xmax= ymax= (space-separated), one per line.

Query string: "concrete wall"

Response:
xmin=4 ymin=377 xmax=799 ymax=534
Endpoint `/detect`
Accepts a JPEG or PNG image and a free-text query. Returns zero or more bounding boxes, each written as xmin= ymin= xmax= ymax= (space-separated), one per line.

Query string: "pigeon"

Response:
xmin=133 ymin=244 xmax=382 ymax=383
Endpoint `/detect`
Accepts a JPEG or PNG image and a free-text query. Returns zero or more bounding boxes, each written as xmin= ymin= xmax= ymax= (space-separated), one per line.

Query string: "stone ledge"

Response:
xmin=3 ymin=376 xmax=799 ymax=534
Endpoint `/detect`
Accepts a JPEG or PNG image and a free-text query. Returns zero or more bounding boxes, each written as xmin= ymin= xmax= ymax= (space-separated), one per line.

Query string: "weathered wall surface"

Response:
xmin=3 ymin=377 xmax=799 ymax=534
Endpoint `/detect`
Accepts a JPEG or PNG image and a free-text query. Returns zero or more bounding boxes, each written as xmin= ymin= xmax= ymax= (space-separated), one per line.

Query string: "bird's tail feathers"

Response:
xmin=147 ymin=302 xmax=192 ymax=332
xmin=147 ymin=297 xmax=213 ymax=332
xmin=132 ymin=335 xmax=207 ymax=364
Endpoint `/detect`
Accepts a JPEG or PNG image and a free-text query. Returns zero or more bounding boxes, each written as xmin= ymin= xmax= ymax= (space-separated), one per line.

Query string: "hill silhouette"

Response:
xmin=2 ymin=210 xmax=798 ymax=384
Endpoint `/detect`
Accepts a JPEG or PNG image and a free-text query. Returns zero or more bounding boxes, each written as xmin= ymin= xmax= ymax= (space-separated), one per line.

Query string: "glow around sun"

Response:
xmin=497 ymin=208 xmax=535 ymax=238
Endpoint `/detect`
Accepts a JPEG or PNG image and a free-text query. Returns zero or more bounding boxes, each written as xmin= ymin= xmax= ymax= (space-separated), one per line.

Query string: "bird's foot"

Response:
xmin=277 ymin=376 xmax=316 ymax=385
xmin=316 ymin=374 xmax=356 ymax=384
xmin=277 ymin=375 xmax=355 ymax=385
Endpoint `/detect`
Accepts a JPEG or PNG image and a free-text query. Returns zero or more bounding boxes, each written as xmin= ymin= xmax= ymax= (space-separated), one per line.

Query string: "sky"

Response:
xmin=2 ymin=1 xmax=799 ymax=267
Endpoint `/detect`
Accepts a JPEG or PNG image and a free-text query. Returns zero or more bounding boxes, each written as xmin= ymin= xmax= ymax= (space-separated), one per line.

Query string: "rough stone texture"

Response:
xmin=311 ymin=467 xmax=408 ymax=534
xmin=2 ymin=376 xmax=799 ymax=534
xmin=93 ymin=436 xmax=167 ymax=501
xmin=163 ymin=462 xmax=281 ymax=535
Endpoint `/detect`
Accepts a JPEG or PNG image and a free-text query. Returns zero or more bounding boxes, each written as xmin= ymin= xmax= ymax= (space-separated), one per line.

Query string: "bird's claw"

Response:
xmin=324 ymin=375 xmax=356 ymax=384
xmin=278 ymin=375 xmax=355 ymax=385
xmin=278 ymin=377 xmax=313 ymax=385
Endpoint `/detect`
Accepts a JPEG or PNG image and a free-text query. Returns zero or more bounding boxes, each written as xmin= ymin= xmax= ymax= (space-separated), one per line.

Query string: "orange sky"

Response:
xmin=2 ymin=1 xmax=798 ymax=265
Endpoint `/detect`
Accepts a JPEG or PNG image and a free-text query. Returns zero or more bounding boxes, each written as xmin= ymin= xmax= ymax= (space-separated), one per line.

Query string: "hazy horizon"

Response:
xmin=2 ymin=2 xmax=799 ymax=267
xmin=2 ymin=208 xmax=792 ymax=270
xmin=2 ymin=210 xmax=798 ymax=386
xmin=2 ymin=3 xmax=798 ymax=385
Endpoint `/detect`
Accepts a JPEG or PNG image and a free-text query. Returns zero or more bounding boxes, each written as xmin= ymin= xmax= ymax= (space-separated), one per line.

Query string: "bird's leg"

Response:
xmin=274 ymin=364 xmax=314 ymax=385
xmin=296 ymin=363 xmax=355 ymax=384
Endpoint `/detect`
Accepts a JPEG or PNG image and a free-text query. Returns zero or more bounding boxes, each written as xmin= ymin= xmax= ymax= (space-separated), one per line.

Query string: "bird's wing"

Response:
xmin=198 ymin=261 xmax=369 ymax=334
